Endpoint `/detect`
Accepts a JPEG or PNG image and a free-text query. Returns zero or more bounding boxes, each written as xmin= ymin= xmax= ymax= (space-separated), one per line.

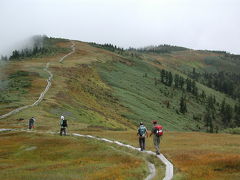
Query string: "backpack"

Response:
xmin=62 ymin=119 xmax=68 ymax=127
xmin=29 ymin=118 xmax=34 ymax=124
xmin=154 ymin=125 xmax=163 ymax=136
xmin=138 ymin=126 xmax=146 ymax=136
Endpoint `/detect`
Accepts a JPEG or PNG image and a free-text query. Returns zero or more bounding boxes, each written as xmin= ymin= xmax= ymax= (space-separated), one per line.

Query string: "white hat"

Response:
xmin=61 ymin=115 xmax=64 ymax=120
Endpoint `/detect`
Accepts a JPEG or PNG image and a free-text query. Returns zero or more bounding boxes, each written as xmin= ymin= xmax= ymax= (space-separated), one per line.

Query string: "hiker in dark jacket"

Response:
xmin=150 ymin=120 xmax=163 ymax=155
xmin=28 ymin=117 xmax=35 ymax=130
xmin=60 ymin=115 xmax=68 ymax=136
xmin=137 ymin=122 xmax=148 ymax=151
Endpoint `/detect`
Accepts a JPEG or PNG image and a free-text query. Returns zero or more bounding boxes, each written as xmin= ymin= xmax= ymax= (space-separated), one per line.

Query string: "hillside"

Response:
xmin=0 ymin=37 xmax=240 ymax=180
xmin=1 ymin=37 xmax=240 ymax=132
xmin=94 ymin=43 xmax=240 ymax=132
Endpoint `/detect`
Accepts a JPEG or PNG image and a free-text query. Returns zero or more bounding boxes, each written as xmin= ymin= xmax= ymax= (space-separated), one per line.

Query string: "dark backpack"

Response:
xmin=29 ymin=118 xmax=34 ymax=124
xmin=154 ymin=125 xmax=163 ymax=136
xmin=138 ymin=126 xmax=146 ymax=136
xmin=62 ymin=119 xmax=68 ymax=127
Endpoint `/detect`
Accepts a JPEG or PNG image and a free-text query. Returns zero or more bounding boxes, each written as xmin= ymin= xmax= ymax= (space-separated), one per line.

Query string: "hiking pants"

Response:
xmin=29 ymin=123 xmax=34 ymax=130
xmin=60 ymin=127 xmax=67 ymax=136
xmin=153 ymin=135 xmax=160 ymax=154
xmin=139 ymin=137 xmax=145 ymax=151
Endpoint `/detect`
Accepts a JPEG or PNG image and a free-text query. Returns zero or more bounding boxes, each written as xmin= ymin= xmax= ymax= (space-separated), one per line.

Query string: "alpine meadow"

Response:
xmin=0 ymin=36 xmax=240 ymax=180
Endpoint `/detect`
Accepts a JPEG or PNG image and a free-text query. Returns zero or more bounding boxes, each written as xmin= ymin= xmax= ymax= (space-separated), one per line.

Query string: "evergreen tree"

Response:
xmin=220 ymin=98 xmax=226 ymax=113
xmin=165 ymin=71 xmax=169 ymax=85
xmin=10 ymin=50 xmax=20 ymax=60
xmin=186 ymin=78 xmax=192 ymax=92
xmin=154 ymin=77 xmax=158 ymax=86
xmin=234 ymin=102 xmax=240 ymax=126
xmin=192 ymin=68 xmax=197 ymax=80
xmin=201 ymin=90 xmax=206 ymax=99
xmin=222 ymin=104 xmax=233 ymax=127
xmin=179 ymin=77 xmax=185 ymax=89
xmin=206 ymin=95 xmax=215 ymax=112
xmin=174 ymin=74 xmax=179 ymax=88
xmin=168 ymin=72 xmax=173 ymax=86
xmin=192 ymin=81 xmax=198 ymax=96
xmin=204 ymin=111 xmax=214 ymax=133
xmin=179 ymin=96 xmax=187 ymax=114
xmin=160 ymin=69 xmax=165 ymax=83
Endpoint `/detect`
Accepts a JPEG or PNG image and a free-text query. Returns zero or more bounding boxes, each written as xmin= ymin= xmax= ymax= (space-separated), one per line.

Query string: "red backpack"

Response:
xmin=154 ymin=125 xmax=163 ymax=136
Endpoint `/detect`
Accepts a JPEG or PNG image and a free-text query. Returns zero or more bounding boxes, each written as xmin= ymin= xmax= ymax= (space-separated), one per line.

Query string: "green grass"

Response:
xmin=96 ymin=52 xmax=238 ymax=131
xmin=203 ymin=56 xmax=240 ymax=73
xmin=97 ymin=58 xmax=200 ymax=131
xmin=0 ymin=71 xmax=34 ymax=104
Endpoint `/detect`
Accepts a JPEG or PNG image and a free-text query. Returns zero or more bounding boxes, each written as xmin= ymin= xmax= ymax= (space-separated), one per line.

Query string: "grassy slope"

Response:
xmin=97 ymin=58 xmax=190 ymax=131
xmin=0 ymin=38 xmax=240 ymax=179
xmin=96 ymin=50 xmax=237 ymax=131
xmin=0 ymin=40 xmax=135 ymax=131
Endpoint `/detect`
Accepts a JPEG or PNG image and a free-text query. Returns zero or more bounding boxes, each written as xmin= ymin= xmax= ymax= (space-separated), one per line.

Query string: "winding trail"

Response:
xmin=0 ymin=42 xmax=75 ymax=120
xmin=59 ymin=43 xmax=75 ymax=63
xmin=145 ymin=162 xmax=156 ymax=180
xmin=0 ymin=41 xmax=173 ymax=179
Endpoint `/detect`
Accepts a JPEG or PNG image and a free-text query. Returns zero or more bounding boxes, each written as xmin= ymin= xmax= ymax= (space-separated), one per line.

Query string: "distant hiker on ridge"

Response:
xmin=137 ymin=122 xmax=148 ymax=151
xmin=28 ymin=117 xmax=36 ymax=130
xmin=150 ymin=120 xmax=163 ymax=155
xmin=60 ymin=115 xmax=68 ymax=136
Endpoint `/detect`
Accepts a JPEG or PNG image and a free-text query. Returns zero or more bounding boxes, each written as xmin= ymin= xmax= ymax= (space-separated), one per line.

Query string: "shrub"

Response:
xmin=224 ymin=127 xmax=240 ymax=134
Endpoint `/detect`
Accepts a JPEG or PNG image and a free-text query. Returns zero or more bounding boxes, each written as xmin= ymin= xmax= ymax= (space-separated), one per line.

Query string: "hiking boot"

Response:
xmin=156 ymin=152 xmax=160 ymax=155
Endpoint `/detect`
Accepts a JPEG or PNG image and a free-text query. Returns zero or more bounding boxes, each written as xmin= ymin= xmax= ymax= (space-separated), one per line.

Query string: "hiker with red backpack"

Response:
xmin=150 ymin=120 xmax=163 ymax=155
xmin=137 ymin=122 xmax=148 ymax=151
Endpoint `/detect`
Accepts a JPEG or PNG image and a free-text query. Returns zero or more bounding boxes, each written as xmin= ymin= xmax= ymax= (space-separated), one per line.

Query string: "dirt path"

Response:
xmin=0 ymin=42 xmax=75 ymax=120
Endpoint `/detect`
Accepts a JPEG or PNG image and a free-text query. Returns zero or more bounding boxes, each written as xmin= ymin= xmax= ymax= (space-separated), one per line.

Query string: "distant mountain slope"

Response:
xmin=94 ymin=43 xmax=240 ymax=131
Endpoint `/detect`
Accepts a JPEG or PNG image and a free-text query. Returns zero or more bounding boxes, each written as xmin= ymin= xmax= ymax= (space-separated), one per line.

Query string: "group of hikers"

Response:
xmin=137 ymin=120 xmax=163 ymax=155
xmin=28 ymin=115 xmax=68 ymax=136
xmin=28 ymin=116 xmax=162 ymax=154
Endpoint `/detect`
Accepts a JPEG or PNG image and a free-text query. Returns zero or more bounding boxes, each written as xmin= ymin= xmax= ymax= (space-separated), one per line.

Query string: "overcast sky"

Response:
xmin=0 ymin=0 xmax=240 ymax=56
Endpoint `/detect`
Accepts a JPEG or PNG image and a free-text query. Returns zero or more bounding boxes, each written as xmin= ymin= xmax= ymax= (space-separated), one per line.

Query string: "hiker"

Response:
xmin=137 ymin=122 xmax=148 ymax=151
xmin=60 ymin=115 xmax=68 ymax=136
xmin=150 ymin=120 xmax=163 ymax=155
xmin=28 ymin=117 xmax=35 ymax=130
